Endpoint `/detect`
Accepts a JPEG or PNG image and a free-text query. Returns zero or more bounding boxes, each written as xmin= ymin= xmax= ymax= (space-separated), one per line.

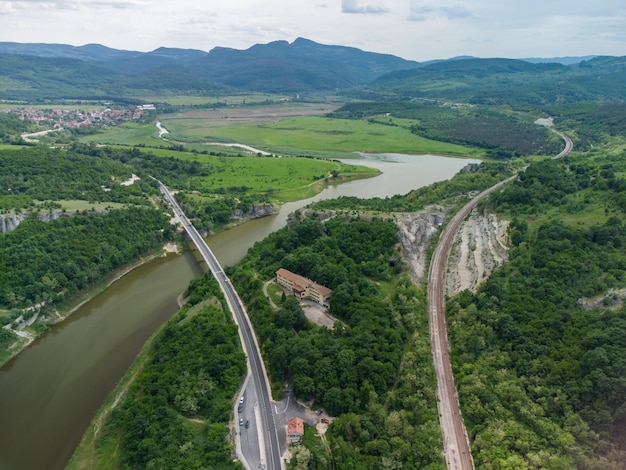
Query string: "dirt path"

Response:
xmin=263 ymin=280 xmax=344 ymax=328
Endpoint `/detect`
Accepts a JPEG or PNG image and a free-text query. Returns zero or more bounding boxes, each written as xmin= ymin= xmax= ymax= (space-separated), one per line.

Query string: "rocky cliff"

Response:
xmin=0 ymin=209 xmax=86 ymax=233
xmin=231 ymin=204 xmax=277 ymax=220
xmin=445 ymin=209 xmax=510 ymax=295
xmin=397 ymin=207 xmax=510 ymax=294
xmin=397 ymin=209 xmax=447 ymax=282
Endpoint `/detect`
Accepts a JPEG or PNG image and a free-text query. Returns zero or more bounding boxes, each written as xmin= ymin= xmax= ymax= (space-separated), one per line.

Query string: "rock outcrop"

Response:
xmin=231 ymin=204 xmax=277 ymax=220
xmin=397 ymin=209 xmax=447 ymax=282
xmin=445 ymin=209 xmax=510 ymax=295
xmin=397 ymin=207 xmax=510 ymax=294
xmin=0 ymin=209 xmax=95 ymax=233
xmin=0 ymin=213 xmax=29 ymax=232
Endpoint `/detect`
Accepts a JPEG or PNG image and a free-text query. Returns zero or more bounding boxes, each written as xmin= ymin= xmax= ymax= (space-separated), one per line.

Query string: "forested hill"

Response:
xmin=185 ymin=38 xmax=419 ymax=92
xmin=2 ymin=39 xmax=624 ymax=101
xmin=0 ymin=38 xmax=419 ymax=98
xmin=366 ymin=56 xmax=626 ymax=105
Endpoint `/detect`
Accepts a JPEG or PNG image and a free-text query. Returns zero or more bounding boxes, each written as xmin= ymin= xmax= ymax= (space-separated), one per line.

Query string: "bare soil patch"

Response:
xmin=169 ymin=103 xmax=340 ymax=125
xmin=300 ymin=300 xmax=345 ymax=329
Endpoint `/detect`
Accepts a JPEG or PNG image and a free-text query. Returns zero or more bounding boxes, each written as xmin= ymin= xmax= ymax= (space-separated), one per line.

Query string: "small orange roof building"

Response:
xmin=287 ymin=417 xmax=304 ymax=444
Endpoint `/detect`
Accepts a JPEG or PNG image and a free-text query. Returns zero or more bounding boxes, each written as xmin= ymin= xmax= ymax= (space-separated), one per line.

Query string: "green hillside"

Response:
xmin=368 ymin=57 xmax=626 ymax=105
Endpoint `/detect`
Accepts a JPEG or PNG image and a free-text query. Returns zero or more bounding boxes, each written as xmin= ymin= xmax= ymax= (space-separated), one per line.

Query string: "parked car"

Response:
xmin=321 ymin=418 xmax=329 ymax=424
xmin=239 ymin=418 xmax=244 ymax=426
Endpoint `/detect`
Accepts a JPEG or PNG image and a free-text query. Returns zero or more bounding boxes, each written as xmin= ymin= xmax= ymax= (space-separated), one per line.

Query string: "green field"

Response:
xmin=125 ymin=146 xmax=379 ymax=202
xmin=80 ymin=122 xmax=160 ymax=146
xmin=161 ymin=115 xmax=479 ymax=156
xmin=79 ymin=110 xmax=481 ymax=158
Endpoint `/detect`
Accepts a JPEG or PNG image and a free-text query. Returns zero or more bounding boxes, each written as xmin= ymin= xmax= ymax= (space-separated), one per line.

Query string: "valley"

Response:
xmin=0 ymin=38 xmax=625 ymax=470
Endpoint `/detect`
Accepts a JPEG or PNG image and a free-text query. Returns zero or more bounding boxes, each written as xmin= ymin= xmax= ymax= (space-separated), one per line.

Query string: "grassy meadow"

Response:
xmin=160 ymin=115 xmax=479 ymax=156
xmin=74 ymin=101 xmax=483 ymax=204
xmin=125 ymin=146 xmax=379 ymax=202
xmin=80 ymin=121 xmax=160 ymax=146
xmin=78 ymin=101 xmax=481 ymax=158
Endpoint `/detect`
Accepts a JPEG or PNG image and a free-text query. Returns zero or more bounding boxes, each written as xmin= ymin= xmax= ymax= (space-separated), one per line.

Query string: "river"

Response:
xmin=0 ymin=153 xmax=478 ymax=470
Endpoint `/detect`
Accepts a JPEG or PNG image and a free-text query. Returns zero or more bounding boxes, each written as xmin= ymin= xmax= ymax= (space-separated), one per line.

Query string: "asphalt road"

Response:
xmin=426 ymin=129 xmax=573 ymax=470
xmin=156 ymin=180 xmax=283 ymax=470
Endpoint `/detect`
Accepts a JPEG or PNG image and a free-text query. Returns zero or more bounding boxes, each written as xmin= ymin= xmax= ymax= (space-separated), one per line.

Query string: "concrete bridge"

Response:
xmin=156 ymin=179 xmax=283 ymax=470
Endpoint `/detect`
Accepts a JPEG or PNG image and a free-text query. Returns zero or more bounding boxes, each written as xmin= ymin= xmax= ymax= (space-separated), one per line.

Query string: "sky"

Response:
xmin=0 ymin=0 xmax=625 ymax=61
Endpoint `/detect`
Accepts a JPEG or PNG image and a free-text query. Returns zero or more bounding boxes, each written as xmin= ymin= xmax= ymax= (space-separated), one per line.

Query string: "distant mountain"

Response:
xmin=522 ymin=55 xmax=598 ymax=65
xmin=186 ymin=37 xmax=420 ymax=92
xmin=0 ymin=42 xmax=140 ymax=62
xmin=0 ymin=54 xmax=120 ymax=100
xmin=369 ymin=56 xmax=626 ymax=105
xmin=101 ymin=47 xmax=209 ymax=74
xmin=0 ymin=40 xmax=624 ymax=103
xmin=0 ymin=38 xmax=420 ymax=96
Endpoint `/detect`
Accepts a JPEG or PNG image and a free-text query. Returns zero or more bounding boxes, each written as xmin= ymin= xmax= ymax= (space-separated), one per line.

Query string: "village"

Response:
xmin=0 ymin=103 xmax=155 ymax=130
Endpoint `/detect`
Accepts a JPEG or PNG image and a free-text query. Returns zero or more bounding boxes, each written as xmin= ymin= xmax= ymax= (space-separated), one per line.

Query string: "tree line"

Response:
xmin=87 ymin=274 xmax=246 ymax=469
xmin=328 ymin=100 xmax=562 ymax=157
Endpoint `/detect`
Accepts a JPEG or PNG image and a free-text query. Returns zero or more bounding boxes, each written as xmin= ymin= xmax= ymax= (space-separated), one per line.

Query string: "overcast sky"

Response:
xmin=1 ymin=0 xmax=624 ymax=61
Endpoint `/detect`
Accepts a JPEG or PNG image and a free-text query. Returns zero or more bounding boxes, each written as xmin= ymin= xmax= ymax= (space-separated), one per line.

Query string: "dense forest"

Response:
xmin=328 ymin=101 xmax=563 ymax=157
xmin=0 ymin=146 xmax=154 ymax=209
xmin=79 ymin=274 xmax=247 ymax=469
xmin=229 ymin=216 xmax=444 ymax=469
xmin=543 ymin=102 xmax=626 ymax=151
xmin=0 ymin=207 xmax=173 ymax=310
xmin=442 ymin=153 xmax=626 ymax=468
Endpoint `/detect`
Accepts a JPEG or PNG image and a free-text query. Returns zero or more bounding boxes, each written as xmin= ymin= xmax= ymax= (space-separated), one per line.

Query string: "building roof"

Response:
xmin=288 ymin=417 xmax=304 ymax=435
xmin=276 ymin=268 xmax=332 ymax=297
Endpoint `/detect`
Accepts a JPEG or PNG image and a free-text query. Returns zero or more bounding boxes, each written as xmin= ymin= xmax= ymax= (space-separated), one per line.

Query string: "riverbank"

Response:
xmin=66 ymin=319 xmax=162 ymax=470
xmin=0 ymin=242 xmax=180 ymax=368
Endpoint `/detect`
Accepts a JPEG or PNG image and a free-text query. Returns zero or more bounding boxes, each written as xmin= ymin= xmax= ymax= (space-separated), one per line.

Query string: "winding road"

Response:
xmin=427 ymin=128 xmax=573 ymax=470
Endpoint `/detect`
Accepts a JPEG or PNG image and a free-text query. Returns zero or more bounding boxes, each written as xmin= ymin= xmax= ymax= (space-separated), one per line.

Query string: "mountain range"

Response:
xmin=0 ymin=38 xmax=624 ymax=104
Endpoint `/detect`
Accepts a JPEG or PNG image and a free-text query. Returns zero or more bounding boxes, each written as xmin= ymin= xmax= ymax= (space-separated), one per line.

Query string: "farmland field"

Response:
xmin=132 ymin=93 xmax=292 ymax=106
xmin=78 ymin=101 xmax=481 ymax=158
xmin=159 ymin=114 xmax=479 ymax=156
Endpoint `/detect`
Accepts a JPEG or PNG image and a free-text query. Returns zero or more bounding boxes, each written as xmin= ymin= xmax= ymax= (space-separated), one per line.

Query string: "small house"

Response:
xmin=287 ymin=417 xmax=304 ymax=444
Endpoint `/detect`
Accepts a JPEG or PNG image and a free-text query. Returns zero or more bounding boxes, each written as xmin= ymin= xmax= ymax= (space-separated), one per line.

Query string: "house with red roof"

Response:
xmin=287 ymin=417 xmax=304 ymax=444
xmin=276 ymin=268 xmax=332 ymax=307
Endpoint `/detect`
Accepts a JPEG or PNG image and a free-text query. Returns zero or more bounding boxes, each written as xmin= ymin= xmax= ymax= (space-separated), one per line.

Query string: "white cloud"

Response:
xmin=409 ymin=2 xmax=472 ymax=21
xmin=342 ymin=0 xmax=388 ymax=14
xmin=0 ymin=0 xmax=624 ymax=60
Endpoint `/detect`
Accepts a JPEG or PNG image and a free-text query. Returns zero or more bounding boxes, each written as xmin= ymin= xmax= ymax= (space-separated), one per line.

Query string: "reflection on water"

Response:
xmin=0 ymin=153 xmax=478 ymax=470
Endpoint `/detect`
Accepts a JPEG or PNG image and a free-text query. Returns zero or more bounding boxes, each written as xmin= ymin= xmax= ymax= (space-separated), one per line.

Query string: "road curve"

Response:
xmin=551 ymin=129 xmax=574 ymax=159
xmin=155 ymin=179 xmax=283 ymax=470
xmin=427 ymin=130 xmax=573 ymax=470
